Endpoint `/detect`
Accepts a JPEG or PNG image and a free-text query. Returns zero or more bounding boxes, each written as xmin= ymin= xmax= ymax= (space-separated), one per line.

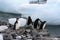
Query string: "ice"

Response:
xmin=18 ymin=18 xmax=27 ymax=27
xmin=0 ymin=34 xmax=3 ymax=40
xmin=0 ymin=25 xmax=8 ymax=31
xmin=8 ymin=18 xmax=16 ymax=25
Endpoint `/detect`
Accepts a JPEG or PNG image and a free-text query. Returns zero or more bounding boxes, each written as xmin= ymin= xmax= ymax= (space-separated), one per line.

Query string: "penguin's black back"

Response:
xmin=34 ymin=18 xmax=40 ymax=29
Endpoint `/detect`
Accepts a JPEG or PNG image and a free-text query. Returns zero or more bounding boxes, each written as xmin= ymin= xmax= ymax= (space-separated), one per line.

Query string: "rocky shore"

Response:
xmin=0 ymin=20 xmax=60 ymax=40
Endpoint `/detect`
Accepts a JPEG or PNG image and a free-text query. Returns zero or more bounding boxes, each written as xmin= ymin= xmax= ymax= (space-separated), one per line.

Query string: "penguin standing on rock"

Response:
xmin=13 ymin=18 xmax=19 ymax=30
xmin=39 ymin=21 xmax=46 ymax=30
xmin=27 ymin=16 xmax=32 ymax=25
xmin=34 ymin=18 xmax=40 ymax=29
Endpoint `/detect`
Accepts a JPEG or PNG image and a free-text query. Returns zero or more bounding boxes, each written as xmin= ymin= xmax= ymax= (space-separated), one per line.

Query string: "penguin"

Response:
xmin=13 ymin=18 xmax=19 ymax=30
xmin=27 ymin=16 xmax=32 ymax=25
xmin=34 ymin=18 xmax=40 ymax=29
xmin=39 ymin=21 xmax=46 ymax=30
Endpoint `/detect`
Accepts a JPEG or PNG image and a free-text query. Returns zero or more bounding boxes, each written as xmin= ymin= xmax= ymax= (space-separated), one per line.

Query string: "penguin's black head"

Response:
xmin=28 ymin=16 xmax=32 ymax=20
xmin=16 ymin=18 xmax=19 ymax=20
xmin=36 ymin=18 xmax=40 ymax=21
xmin=28 ymin=16 xmax=31 ymax=18
xmin=43 ymin=21 xmax=46 ymax=23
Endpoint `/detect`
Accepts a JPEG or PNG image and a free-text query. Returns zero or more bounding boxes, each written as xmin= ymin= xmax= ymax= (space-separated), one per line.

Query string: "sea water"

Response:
xmin=46 ymin=25 xmax=60 ymax=36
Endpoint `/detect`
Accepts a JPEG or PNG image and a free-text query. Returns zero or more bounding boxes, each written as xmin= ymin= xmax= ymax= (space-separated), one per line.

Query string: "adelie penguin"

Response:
xmin=13 ymin=18 xmax=19 ymax=30
xmin=34 ymin=18 xmax=40 ymax=29
xmin=27 ymin=16 xmax=32 ymax=25
xmin=39 ymin=21 xmax=46 ymax=31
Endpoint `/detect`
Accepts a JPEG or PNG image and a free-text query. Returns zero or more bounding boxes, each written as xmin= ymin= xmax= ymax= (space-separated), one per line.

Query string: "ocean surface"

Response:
xmin=0 ymin=12 xmax=60 ymax=36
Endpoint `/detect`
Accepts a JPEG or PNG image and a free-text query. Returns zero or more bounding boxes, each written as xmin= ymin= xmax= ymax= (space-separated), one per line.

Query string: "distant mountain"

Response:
xmin=0 ymin=11 xmax=22 ymax=15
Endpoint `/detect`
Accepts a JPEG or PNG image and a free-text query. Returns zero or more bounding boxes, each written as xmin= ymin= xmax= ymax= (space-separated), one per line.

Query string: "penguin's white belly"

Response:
xmin=16 ymin=23 xmax=20 ymax=30
xmin=43 ymin=23 xmax=46 ymax=30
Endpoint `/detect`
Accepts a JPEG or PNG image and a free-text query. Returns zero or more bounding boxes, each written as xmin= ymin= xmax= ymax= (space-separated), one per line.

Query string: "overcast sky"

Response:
xmin=0 ymin=0 xmax=60 ymax=25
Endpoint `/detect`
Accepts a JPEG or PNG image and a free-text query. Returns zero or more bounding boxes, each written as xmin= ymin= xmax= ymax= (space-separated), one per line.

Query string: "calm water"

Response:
xmin=0 ymin=12 xmax=60 ymax=36
xmin=46 ymin=25 xmax=60 ymax=36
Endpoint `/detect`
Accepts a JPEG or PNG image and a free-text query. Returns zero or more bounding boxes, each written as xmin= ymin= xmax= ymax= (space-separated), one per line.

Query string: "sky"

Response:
xmin=0 ymin=0 xmax=60 ymax=25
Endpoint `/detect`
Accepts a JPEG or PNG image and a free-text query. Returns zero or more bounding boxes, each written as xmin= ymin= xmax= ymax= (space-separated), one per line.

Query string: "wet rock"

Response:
xmin=0 ymin=21 xmax=7 ymax=25
xmin=3 ymin=34 xmax=12 ymax=40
